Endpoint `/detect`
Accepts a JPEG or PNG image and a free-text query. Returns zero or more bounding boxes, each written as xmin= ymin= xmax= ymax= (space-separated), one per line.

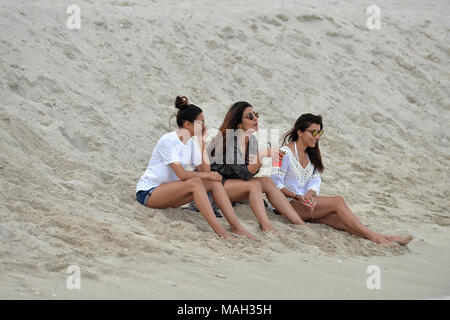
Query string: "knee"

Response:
xmin=186 ymin=177 xmax=203 ymax=190
xmin=259 ymin=177 xmax=275 ymax=189
xmin=208 ymin=180 xmax=222 ymax=191
xmin=334 ymin=196 xmax=345 ymax=208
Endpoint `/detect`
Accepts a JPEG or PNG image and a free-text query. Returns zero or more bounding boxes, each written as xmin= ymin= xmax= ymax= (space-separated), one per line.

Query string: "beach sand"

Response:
xmin=0 ymin=0 xmax=449 ymax=299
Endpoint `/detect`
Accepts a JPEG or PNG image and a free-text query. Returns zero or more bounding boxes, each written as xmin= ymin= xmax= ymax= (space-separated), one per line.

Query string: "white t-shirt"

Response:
xmin=136 ymin=131 xmax=203 ymax=193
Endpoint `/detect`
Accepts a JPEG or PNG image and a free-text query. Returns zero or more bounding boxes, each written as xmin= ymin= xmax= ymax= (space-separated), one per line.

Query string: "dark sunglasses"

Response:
xmin=304 ymin=129 xmax=324 ymax=137
xmin=243 ymin=112 xmax=259 ymax=121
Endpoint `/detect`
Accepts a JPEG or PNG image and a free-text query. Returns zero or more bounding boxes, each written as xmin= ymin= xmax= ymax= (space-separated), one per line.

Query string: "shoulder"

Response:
xmin=156 ymin=132 xmax=180 ymax=150
xmin=280 ymin=145 xmax=294 ymax=158
xmin=160 ymin=131 xmax=178 ymax=144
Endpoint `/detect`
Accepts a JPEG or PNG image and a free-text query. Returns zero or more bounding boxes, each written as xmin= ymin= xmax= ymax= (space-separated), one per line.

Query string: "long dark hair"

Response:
xmin=281 ymin=113 xmax=324 ymax=173
xmin=171 ymin=96 xmax=202 ymax=128
xmin=210 ymin=101 xmax=253 ymax=157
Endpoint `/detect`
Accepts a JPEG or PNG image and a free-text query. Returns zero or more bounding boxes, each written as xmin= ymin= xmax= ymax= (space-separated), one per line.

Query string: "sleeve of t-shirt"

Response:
xmin=159 ymin=135 xmax=182 ymax=165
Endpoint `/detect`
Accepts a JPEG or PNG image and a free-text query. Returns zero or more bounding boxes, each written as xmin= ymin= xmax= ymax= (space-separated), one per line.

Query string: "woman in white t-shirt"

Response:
xmin=272 ymin=113 xmax=412 ymax=245
xmin=136 ymin=96 xmax=254 ymax=240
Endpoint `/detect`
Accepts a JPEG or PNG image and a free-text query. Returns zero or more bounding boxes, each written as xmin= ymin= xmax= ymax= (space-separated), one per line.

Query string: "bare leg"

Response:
xmin=223 ymin=179 xmax=275 ymax=232
xmin=169 ymin=180 xmax=256 ymax=240
xmin=291 ymin=196 xmax=392 ymax=245
xmin=147 ymin=178 xmax=233 ymax=238
xmin=254 ymin=177 xmax=306 ymax=225
xmin=202 ymin=179 xmax=256 ymax=239
xmin=304 ymin=207 xmax=412 ymax=245
xmin=314 ymin=213 xmax=365 ymax=236
xmin=316 ymin=213 xmax=412 ymax=244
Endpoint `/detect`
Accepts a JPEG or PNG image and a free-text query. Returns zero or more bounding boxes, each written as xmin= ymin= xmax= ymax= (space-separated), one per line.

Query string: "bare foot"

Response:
xmin=259 ymin=223 xmax=278 ymax=233
xmin=371 ymin=235 xmax=394 ymax=245
xmin=219 ymin=232 xmax=235 ymax=239
xmin=385 ymin=235 xmax=413 ymax=246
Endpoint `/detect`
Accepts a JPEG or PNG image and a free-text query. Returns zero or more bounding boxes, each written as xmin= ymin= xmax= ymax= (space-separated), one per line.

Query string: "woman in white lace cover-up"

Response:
xmin=271 ymin=113 xmax=412 ymax=246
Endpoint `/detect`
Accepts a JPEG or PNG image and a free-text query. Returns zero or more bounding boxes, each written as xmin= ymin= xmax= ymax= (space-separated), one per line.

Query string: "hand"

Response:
xmin=205 ymin=171 xmax=223 ymax=182
xmin=295 ymin=194 xmax=310 ymax=209
xmin=272 ymin=149 xmax=285 ymax=167
xmin=264 ymin=148 xmax=285 ymax=160
xmin=304 ymin=190 xmax=317 ymax=209
xmin=202 ymin=125 xmax=208 ymax=138
xmin=295 ymin=194 xmax=315 ymax=210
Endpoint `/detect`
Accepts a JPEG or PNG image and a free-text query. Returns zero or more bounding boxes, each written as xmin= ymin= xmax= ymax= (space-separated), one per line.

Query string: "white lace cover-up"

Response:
xmin=271 ymin=145 xmax=321 ymax=197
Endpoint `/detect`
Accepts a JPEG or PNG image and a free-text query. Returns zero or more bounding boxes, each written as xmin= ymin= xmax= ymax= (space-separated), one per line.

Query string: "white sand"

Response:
xmin=0 ymin=0 xmax=449 ymax=299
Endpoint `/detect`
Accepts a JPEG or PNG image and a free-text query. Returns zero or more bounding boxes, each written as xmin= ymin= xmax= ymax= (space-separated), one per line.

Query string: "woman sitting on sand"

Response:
xmin=136 ymin=96 xmax=254 ymax=240
xmin=271 ymin=113 xmax=412 ymax=245
xmin=207 ymin=101 xmax=309 ymax=232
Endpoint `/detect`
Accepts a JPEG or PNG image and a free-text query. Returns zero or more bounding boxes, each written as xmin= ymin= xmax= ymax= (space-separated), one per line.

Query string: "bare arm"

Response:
xmin=196 ymin=136 xmax=211 ymax=173
xmin=169 ymin=163 xmax=221 ymax=181
xmin=279 ymin=187 xmax=311 ymax=209
xmin=280 ymin=187 xmax=296 ymax=199
xmin=247 ymin=150 xmax=264 ymax=174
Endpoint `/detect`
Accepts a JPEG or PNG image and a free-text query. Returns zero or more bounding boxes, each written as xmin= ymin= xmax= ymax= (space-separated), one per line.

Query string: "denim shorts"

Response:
xmin=136 ymin=187 xmax=157 ymax=207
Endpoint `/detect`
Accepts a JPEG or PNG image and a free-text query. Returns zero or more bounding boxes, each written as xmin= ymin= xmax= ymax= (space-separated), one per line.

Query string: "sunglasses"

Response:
xmin=305 ymin=129 xmax=324 ymax=137
xmin=243 ymin=112 xmax=259 ymax=121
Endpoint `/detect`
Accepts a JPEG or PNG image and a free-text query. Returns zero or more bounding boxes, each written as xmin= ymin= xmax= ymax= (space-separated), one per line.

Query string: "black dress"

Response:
xmin=187 ymin=134 xmax=261 ymax=217
xmin=209 ymin=134 xmax=260 ymax=183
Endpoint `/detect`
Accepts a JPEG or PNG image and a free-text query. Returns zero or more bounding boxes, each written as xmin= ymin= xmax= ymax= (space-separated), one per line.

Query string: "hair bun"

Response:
xmin=175 ymin=96 xmax=189 ymax=110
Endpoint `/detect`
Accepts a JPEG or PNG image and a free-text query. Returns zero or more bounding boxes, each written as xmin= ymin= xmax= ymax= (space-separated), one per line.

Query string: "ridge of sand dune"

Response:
xmin=0 ymin=0 xmax=449 ymax=298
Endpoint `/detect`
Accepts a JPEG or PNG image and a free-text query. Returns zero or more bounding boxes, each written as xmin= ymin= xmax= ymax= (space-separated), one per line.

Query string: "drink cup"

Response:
xmin=272 ymin=155 xmax=283 ymax=167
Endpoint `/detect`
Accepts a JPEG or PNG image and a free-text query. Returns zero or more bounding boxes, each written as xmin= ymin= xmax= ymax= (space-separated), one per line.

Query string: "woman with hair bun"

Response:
xmin=136 ymin=96 xmax=255 ymax=240
xmin=272 ymin=113 xmax=412 ymax=245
